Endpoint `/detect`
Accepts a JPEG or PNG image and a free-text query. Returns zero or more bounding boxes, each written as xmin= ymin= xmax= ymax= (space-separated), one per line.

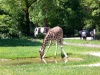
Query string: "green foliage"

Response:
xmin=95 ymin=32 xmax=100 ymax=40
xmin=36 ymin=33 xmax=45 ymax=39
xmin=30 ymin=0 xmax=57 ymax=26
xmin=82 ymin=0 xmax=100 ymax=31
xmin=0 ymin=0 xmax=100 ymax=38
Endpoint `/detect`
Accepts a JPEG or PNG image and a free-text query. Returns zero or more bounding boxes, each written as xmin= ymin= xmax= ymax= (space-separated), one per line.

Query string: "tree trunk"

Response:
xmin=24 ymin=0 xmax=37 ymax=36
xmin=35 ymin=22 xmax=38 ymax=27
xmin=44 ymin=18 xmax=48 ymax=27
xmin=25 ymin=8 xmax=30 ymax=36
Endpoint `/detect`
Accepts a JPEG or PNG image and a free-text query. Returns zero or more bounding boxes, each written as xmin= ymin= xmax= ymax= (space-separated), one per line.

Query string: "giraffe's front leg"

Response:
xmin=39 ymin=51 xmax=47 ymax=64
xmin=41 ymin=40 xmax=52 ymax=64
xmin=42 ymin=57 xmax=47 ymax=64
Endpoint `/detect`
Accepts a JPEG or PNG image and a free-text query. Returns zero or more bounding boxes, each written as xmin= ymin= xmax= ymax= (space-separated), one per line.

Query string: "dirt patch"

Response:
xmin=0 ymin=57 xmax=83 ymax=65
xmin=65 ymin=63 xmax=100 ymax=67
xmin=68 ymin=58 xmax=83 ymax=61
xmin=44 ymin=57 xmax=83 ymax=63
xmin=63 ymin=42 xmax=100 ymax=48
xmin=0 ymin=59 xmax=11 ymax=61
xmin=83 ymin=52 xmax=100 ymax=57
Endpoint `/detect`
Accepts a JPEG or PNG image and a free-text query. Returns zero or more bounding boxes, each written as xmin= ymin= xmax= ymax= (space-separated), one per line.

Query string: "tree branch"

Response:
xmin=29 ymin=0 xmax=37 ymax=7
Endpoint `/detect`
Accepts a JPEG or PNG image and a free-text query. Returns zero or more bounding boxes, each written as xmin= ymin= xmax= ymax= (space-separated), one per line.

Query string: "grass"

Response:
xmin=0 ymin=39 xmax=100 ymax=59
xmin=0 ymin=63 xmax=100 ymax=75
xmin=0 ymin=39 xmax=41 ymax=59
xmin=64 ymin=39 xmax=100 ymax=44
xmin=0 ymin=38 xmax=100 ymax=75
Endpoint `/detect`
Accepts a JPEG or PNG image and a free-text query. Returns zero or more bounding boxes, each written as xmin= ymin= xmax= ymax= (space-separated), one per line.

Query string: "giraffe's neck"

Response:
xmin=41 ymin=36 xmax=49 ymax=52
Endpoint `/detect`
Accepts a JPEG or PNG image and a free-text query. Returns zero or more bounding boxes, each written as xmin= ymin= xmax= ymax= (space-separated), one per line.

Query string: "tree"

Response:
xmin=30 ymin=0 xmax=86 ymax=36
xmin=22 ymin=0 xmax=37 ymax=35
xmin=2 ymin=0 xmax=37 ymax=36
xmin=1 ymin=0 xmax=99 ymax=38
xmin=81 ymin=0 xmax=100 ymax=32
xmin=58 ymin=0 xmax=84 ymax=36
xmin=0 ymin=0 xmax=14 ymax=38
xmin=46 ymin=0 xmax=84 ymax=36
xmin=30 ymin=0 xmax=57 ymax=27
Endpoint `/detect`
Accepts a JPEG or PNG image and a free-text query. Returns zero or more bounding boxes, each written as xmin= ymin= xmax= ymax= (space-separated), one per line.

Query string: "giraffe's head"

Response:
xmin=39 ymin=49 xmax=44 ymax=60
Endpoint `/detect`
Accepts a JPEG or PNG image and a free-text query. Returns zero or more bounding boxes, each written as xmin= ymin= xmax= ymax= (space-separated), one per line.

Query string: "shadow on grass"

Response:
xmin=0 ymin=39 xmax=42 ymax=47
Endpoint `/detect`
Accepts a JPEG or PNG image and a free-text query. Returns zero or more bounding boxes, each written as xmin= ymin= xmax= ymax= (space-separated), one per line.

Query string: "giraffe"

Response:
xmin=39 ymin=26 xmax=68 ymax=63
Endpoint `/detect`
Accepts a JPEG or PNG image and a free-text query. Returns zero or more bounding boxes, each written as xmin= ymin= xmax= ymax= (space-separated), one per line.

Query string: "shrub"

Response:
xmin=37 ymin=33 xmax=45 ymax=39
xmin=95 ymin=32 xmax=100 ymax=40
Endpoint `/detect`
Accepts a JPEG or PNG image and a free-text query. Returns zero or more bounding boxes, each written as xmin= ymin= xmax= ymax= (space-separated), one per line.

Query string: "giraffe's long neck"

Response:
xmin=41 ymin=36 xmax=49 ymax=52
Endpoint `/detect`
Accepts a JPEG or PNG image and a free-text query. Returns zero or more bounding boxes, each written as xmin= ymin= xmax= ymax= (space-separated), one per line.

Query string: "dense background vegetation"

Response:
xmin=0 ymin=0 xmax=100 ymax=38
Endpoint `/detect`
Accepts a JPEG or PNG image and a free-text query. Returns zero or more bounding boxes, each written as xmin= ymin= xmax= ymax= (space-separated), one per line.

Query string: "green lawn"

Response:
xmin=0 ymin=64 xmax=100 ymax=75
xmin=0 ymin=39 xmax=100 ymax=75
xmin=64 ymin=39 xmax=100 ymax=44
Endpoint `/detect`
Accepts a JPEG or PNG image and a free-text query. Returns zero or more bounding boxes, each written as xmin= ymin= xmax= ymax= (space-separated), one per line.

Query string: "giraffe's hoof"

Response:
xmin=65 ymin=59 xmax=68 ymax=63
xmin=55 ymin=60 xmax=57 ymax=64
xmin=42 ymin=59 xmax=47 ymax=64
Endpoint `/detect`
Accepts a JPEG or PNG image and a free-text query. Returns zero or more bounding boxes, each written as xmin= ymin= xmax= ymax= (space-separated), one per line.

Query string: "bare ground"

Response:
xmin=63 ymin=42 xmax=100 ymax=48
xmin=63 ymin=40 xmax=100 ymax=67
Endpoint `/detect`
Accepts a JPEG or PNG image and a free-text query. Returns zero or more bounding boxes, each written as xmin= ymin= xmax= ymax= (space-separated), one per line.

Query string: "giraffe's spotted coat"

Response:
xmin=39 ymin=26 xmax=68 ymax=63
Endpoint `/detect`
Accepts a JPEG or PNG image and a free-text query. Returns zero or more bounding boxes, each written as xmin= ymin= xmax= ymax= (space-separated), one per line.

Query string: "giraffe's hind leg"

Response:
xmin=53 ymin=41 xmax=58 ymax=63
xmin=60 ymin=43 xmax=68 ymax=63
xmin=55 ymin=41 xmax=58 ymax=57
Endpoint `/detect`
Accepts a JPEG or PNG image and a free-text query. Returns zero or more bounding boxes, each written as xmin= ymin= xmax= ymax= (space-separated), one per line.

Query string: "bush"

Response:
xmin=95 ymin=32 xmax=100 ymax=40
xmin=37 ymin=33 xmax=45 ymax=39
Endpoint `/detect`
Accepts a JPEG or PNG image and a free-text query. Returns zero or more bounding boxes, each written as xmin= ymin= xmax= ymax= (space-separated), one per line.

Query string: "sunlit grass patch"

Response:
xmin=0 ymin=63 xmax=100 ymax=75
xmin=0 ymin=39 xmax=100 ymax=75
xmin=64 ymin=39 xmax=100 ymax=44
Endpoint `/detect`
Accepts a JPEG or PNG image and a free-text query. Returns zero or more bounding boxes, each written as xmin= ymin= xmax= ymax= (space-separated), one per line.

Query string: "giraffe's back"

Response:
xmin=45 ymin=26 xmax=63 ymax=40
